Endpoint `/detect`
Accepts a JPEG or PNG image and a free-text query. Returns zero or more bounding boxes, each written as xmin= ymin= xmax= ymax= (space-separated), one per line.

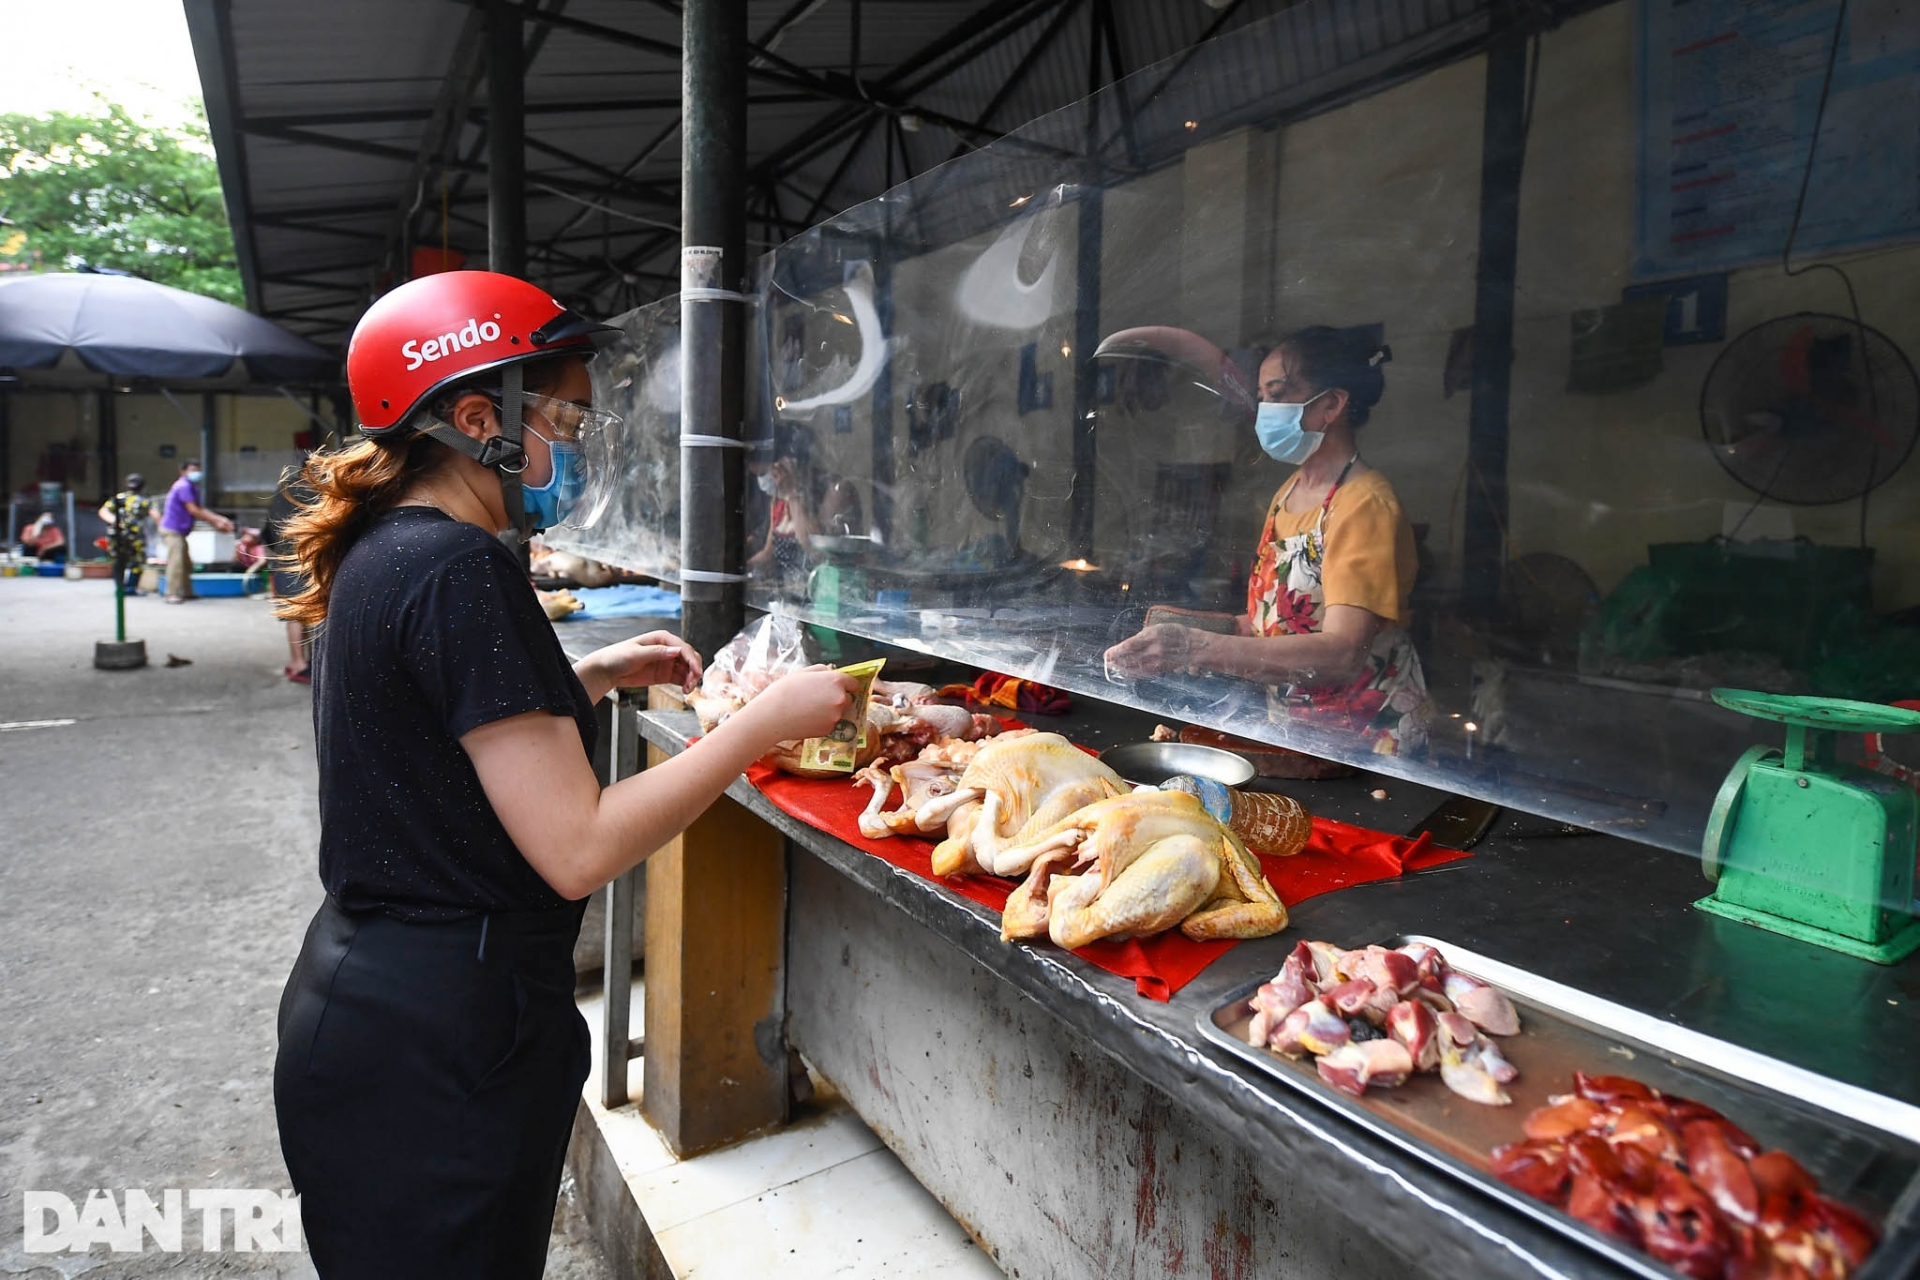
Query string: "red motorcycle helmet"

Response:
xmin=347 ymin=270 xmax=618 ymax=436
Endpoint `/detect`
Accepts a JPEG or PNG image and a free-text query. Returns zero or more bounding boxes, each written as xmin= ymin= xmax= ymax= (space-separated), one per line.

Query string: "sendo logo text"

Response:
xmin=401 ymin=315 xmax=503 ymax=371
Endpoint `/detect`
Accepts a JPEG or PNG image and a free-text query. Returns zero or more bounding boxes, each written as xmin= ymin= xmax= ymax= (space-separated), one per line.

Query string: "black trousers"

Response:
xmin=275 ymin=896 xmax=589 ymax=1279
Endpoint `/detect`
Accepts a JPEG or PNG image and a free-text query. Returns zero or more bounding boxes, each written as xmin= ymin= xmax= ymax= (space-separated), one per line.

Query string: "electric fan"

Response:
xmin=1700 ymin=312 xmax=1919 ymax=506
xmin=964 ymin=435 xmax=1031 ymax=560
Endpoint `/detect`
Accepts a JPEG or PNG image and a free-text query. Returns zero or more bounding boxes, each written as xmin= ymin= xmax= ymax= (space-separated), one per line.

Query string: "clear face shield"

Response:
xmin=500 ymin=390 xmax=623 ymax=532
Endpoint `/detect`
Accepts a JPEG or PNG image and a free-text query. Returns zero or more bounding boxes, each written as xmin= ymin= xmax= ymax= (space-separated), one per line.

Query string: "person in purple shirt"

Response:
xmin=159 ymin=459 xmax=234 ymax=603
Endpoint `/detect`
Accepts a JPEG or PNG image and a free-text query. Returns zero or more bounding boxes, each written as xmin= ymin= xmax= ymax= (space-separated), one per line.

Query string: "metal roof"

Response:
xmin=185 ymin=0 xmax=1579 ymax=352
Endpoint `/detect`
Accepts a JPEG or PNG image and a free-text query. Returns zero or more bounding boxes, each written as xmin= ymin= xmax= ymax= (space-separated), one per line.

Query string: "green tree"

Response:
xmin=0 ymin=100 xmax=242 ymax=304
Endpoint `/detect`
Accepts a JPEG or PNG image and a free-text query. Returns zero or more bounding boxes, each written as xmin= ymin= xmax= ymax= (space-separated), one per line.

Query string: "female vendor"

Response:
xmin=1105 ymin=325 xmax=1431 ymax=755
xmin=273 ymin=270 xmax=854 ymax=1277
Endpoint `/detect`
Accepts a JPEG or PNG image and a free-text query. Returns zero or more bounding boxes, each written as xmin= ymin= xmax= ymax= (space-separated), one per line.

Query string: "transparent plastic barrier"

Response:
xmin=545 ymin=296 xmax=682 ymax=582
xmin=742 ymin=0 xmax=1920 ymax=919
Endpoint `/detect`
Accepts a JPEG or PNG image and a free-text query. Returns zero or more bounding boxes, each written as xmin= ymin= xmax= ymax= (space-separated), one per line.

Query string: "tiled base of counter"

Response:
xmin=569 ymin=979 xmax=1000 ymax=1280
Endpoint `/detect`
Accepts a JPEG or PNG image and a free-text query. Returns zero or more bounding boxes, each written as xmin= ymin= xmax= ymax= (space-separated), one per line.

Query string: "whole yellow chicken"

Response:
xmin=995 ymin=789 xmax=1289 ymax=948
xmin=928 ymin=733 xmax=1130 ymax=878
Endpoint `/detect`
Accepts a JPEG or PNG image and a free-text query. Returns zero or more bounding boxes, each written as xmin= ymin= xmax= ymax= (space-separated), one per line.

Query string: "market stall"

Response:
xmin=610 ymin=650 xmax=1918 ymax=1280
xmin=557 ymin=1 xmax=1920 ymax=1276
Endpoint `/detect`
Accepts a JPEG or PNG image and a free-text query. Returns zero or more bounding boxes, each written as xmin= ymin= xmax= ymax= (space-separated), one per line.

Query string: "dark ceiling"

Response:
xmin=185 ymin=0 xmax=1552 ymax=353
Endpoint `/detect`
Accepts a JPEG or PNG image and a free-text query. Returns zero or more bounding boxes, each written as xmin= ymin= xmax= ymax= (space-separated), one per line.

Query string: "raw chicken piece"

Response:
xmin=1324 ymin=978 xmax=1377 ymax=1018
xmin=1355 ymin=946 xmax=1421 ymax=1000
xmin=1044 ymin=835 xmax=1219 ymax=950
xmin=852 ymin=736 xmax=1009 ymax=839
xmin=1294 ymin=998 xmax=1350 ymax=1056
xmin=1466 ymin=1036 xmax=1519 ymax=1085
xmin=1267 ymin=945 xmax=1318 ymax=1013
xmin=1007 ymin=791 xmax=1286 ymax=948
xmin=1443 ymin=971 xmax=1521 ymax=1036
xmin=1439 ymin=1043 xmax=1512 ymax=1106
xmin=1270 ymin=998 xmax=1349 ymax=1058
xmin=1257 ymin=939 xmax=1524 ymax=1106
xmin=928 ymin=733 xmax=1129 ymax=878
xmin=1436 ymin=1011 xmax=1479 ymax=1048
xmin=1000 ymin=848 xmax=1075 ymax=943
xmin=1305 ymin=940 xmax=1346 ymax=987
xmin=1316 ymin=1040 xmax=1415 ymax=1097
xmin=1384 ymin=1000 xmax=1441 ymax=1071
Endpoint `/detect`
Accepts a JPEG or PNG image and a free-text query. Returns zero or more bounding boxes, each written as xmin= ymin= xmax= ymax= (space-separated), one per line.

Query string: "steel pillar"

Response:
xmin=487 ymin=0 xmax=527 ymax=277
xmin=869 ymin=249 xmax=896 ymax=545
xmin=1462 ymin=35 xmax=1528 ymax=614
xmin=1070 ymin=188 xmax=1102 ymax=558
xmin=678 ymin=0 xmax=749 ymax=657
xmin=97 ymin=390 xmax=118 ymax=506
xmin=0 ymin=390 xmax=10 ymax=500
xmin=200 ymin=394 xmax=216 ymax=502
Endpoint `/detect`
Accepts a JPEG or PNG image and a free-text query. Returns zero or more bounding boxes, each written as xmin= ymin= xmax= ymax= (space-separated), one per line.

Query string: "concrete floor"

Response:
xmin=0 ymin=575 xmax=612 ymax=1278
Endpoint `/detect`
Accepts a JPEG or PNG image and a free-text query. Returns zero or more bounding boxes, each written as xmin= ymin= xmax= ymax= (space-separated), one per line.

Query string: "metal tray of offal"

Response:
xmin=1198 ymin=935 xmax=1920 ymax=1280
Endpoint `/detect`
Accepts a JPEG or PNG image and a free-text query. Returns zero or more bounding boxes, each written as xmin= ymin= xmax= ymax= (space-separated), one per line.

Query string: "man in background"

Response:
xmin=159 ymin=459 xmax=233 ymax=604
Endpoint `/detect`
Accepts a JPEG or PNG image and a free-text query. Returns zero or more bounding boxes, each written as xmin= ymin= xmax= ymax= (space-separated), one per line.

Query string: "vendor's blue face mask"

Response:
xmin=1254 ymin=390 xmax=1330 ymax=464
xmin=185 ymin=468 xmax=204 ymax=484
xmin=521 ymin=428 xmax=583 ymax=532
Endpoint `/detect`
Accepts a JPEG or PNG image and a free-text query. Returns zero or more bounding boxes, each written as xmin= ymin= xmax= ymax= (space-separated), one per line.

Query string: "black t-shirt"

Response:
xmin=313 ymin=507 xmax=596 ymax=922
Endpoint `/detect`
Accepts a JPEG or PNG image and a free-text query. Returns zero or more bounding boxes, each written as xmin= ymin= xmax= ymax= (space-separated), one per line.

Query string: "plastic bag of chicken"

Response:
xmin=688 ymin=615 xmax=816 ymax=733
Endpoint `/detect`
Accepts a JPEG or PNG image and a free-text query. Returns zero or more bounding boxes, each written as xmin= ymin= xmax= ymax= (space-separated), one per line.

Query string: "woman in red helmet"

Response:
xmin=271 ymin=271 xmax=853 ymax=1278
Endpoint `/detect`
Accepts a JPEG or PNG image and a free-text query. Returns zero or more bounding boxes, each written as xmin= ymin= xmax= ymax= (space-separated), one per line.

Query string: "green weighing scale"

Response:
xmin=1698 ymin=689 xmax=1920 ymax=964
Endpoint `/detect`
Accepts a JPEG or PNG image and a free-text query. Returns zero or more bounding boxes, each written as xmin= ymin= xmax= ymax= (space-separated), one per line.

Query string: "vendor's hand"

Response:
xmin=588 ymin=631 xmax=704 ymax=692
xmin=1103 ymin=623 xmax=1200 ymax=679
xmin=736 ymin=665 xmax=858 ymax=746
xmin=216 ymin=515 xmax=236 ymax=533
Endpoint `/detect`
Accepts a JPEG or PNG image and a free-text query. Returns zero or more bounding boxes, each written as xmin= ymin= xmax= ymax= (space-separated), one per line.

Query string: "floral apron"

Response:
xmin=1246 ymin=460 xmax=1432 ymax=756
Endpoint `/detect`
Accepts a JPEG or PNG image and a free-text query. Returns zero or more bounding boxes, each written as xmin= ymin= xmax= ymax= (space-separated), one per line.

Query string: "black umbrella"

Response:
xmin=0 ymin=272 xmax=338 ymax=383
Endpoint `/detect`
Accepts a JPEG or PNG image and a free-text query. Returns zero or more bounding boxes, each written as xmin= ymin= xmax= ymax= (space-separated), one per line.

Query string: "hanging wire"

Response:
xmin=1776 ymin=0 xmax=1884 ymax=548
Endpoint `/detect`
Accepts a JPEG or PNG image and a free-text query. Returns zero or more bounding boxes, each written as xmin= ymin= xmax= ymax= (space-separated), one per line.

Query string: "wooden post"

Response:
xmin=641 ymin=691 xmax=787 ymax=1154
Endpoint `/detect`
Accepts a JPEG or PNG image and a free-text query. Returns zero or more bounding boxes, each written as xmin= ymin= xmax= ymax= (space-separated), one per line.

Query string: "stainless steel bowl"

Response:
xmin=1099 ymin=741 xmax=1255 ymax=789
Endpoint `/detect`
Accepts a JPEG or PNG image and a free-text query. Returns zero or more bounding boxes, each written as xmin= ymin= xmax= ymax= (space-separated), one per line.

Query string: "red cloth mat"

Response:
xmin=743 ymin=763 xmax=1469 ymax=1001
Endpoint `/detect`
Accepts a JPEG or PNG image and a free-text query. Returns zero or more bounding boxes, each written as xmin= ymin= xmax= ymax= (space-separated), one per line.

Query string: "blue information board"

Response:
xmin=1634 ymin=0 xmax=1920 ymax=280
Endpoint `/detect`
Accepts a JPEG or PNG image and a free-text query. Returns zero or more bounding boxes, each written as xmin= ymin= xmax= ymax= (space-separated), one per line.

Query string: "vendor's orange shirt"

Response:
xmin=1250 ymin=469 xmax=1416 ymax=626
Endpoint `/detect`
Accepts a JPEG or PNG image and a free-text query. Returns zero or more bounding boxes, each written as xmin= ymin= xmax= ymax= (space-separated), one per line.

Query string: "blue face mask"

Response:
xmin=1253 ymin=390 xmax=1329 ymax=464
xmin=521 ymin=438 xmax=582 ymax=532
xmin=185 ymin=469 xmax=204 ymax=484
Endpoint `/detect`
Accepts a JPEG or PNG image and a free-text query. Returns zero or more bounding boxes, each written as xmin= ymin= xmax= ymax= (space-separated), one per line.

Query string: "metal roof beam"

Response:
xmin=243 ymin=96 xmax=804 ymax=130
xmin=258 ymin=273 xmax=366 ymax=291
xmin=264 ymin=301 xmax=365 ymax=321
xmin=243 ymin=122 xmax=678 ymax=211
xmin=252 ymin=217 xmax=388 ymax=243
xmin=749 ymin=0 xmax=1073 ymax=186
xmin=949 ymin=0 xmax=1083 ymax=156
xmin=382 ymin=5 xmax=492 ymax=283
xmin=531 ymin=0 xmax=833 ymax=265
xmin=182 ymin=0 xmax=264 ymax=312
xmin=593 ymin=3 xmax=1068 ymax=300
xmin=523 ymin=136 xmax=680 ymax=206
xmin=1094 ymin=0 xmax=1249 ymax=156
xmin=257 ymin=193 xmax=487 ymax=222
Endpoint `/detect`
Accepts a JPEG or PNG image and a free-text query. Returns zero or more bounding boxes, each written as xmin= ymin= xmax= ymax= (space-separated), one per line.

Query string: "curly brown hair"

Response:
xmin=271 ymin=435 xmax=444 ymax=627
xmin=273 ymin=355 xmax=578 ymax=627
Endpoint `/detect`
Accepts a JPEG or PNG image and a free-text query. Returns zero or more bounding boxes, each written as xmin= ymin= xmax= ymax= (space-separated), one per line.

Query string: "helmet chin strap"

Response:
xmin=494 ymin=364 xmax=529 ymax=545
xmin=416 ymin=363 xmax=529 ymax=544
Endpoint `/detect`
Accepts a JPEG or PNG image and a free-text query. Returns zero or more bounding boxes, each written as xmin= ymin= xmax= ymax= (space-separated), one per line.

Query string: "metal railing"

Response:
xmin=600 ymin=688 xmax=644 ymax=1109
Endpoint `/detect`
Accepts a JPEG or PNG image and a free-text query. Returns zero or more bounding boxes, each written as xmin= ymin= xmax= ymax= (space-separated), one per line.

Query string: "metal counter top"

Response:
xmin=552 ymin=614 xmax=682 ymax=662
xmin=632 ymin=690 xmax=1920 ymax=1278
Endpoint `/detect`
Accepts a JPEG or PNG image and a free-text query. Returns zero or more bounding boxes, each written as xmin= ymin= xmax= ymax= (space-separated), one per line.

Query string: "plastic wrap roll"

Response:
xmin=1163 ymin=775 xmax=1313 ymax=857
